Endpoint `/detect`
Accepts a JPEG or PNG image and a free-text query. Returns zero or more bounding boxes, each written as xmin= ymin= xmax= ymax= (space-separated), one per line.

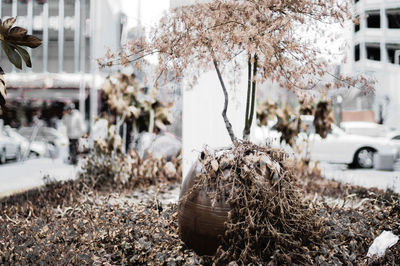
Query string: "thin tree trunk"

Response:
xmin=247 ymin=54 xmax=258 ymax=133
xmin=213 ymin=59 xmax=237 ymax=143
xmin=243 ymin=55 xmax=252 ymax=139
xmin=243 ymin=54 xmax=258 ymax=140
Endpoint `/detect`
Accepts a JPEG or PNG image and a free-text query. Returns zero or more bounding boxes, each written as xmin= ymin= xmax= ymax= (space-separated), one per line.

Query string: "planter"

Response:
xmin=178 ymin=161 xmax=230 ymax=255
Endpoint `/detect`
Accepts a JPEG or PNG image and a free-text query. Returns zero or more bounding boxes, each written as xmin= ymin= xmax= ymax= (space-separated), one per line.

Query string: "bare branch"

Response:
xmin=213 ymin=59 xmax=237 ymax=143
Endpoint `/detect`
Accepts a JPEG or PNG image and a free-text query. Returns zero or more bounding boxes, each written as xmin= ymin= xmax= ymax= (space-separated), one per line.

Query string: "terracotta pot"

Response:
xmin=178 ymin=161 xmax=231 ymax=255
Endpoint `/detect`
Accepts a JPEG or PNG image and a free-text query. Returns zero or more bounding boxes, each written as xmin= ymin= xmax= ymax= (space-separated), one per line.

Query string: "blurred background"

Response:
xmin=0 ymin=0 xmax=399 ymax=196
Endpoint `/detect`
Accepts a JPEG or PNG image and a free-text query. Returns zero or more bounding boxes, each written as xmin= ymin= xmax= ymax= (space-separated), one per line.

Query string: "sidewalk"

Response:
xmin=320 ymin=163 xmax=400 ymax=193
xmin=0 ymin=158 xmax=78 ymax=198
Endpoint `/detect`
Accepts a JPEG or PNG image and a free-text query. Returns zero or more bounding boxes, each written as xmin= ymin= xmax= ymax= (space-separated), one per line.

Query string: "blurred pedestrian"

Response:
xmin=62 ymin=103 xmax=86 ymax=165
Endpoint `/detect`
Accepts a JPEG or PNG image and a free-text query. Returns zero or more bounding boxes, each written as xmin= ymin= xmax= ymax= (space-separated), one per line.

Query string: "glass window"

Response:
xmin=387 ymin=8 xmax=400 ymax=29
xmin=366 ymin=11 xmax=380 ymax=28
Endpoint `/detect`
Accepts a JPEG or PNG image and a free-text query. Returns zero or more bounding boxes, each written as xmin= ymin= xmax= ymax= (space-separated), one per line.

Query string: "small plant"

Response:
xmin=257 ymin=98 xmax=335 ymax=147
xmin=102 ymin=73 xmax=173 ymax=134
xmin=0 ymin=17 xmax=41 ymax=111
xmin=78 ymin=140 xmax=182 ymax=190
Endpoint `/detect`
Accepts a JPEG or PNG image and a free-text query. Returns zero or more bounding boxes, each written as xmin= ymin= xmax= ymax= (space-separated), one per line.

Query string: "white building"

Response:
xmin=0 ymin=0 xmax=126 ymax=128
xmin=343 ymin=0 xmax=400 ymax=128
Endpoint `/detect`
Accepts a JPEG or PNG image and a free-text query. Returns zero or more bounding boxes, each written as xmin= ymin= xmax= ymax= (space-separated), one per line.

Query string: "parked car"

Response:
xmin=301 ymin=117 xmax=398 ymax=168
xmin=3 ymin=126 xmax=49 ymax=158
xmin=18 ymin=126 xmax=68 ymax=150
xmin=255 ymin=116 xmax=398 ymax=169
xmin=386 ymin=131 xmax=400 ymax=155
xmin=340 ymin=121 xmax=389 ymax=137
xmin=0 ymin=129 xmax=21 ymax=163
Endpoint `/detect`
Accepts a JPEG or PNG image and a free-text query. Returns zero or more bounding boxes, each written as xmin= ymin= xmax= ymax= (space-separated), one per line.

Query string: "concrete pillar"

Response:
xmin=182 ymin=63 xmax=249 ymax=179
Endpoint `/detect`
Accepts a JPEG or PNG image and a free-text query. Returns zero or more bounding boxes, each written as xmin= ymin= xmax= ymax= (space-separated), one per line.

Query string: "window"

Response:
xmin=366 ymin=43 xmax=380 ymax=61
xmin=366 ymin=10 xmax=380 ymax=28
xmin=387 ymin=9 xmax=400 ymax=29
xmin=354 ymin=16 xmax=360 ymax=32
xmin=354 ymin=44 xmax=360 ymax=61
xmin=392 ymin=135 xmax=400 ymax=140
xmin=386 ymin=44 xmax=400 ymax=64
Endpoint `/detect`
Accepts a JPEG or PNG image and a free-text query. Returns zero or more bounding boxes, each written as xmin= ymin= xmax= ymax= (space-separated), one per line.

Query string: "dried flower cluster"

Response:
xmin=102 ymin=73 xmax=173 ymax=133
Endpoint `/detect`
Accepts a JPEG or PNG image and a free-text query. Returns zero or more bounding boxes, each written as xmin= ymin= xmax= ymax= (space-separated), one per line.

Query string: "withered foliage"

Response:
xmin=0 ymin=183 xmax=203 ymax=265
xmin=257 ymin=98 xmax=334 ymax=146
xmin=313 ymin=100 xmax=334 ymax=138
xmin=186 ymin=142 xmax=322 ymax=264
xmin=78 ymin=142 xmax=182 ymax=191
xmin=274 ymin=105 xmax=302 ymax=146
xmin=101 ymin=73 xmax=173 ymax=133
xmin=256 ymin=100 xmax=277 ymax=127
xmin=1 ymin=162 xmax=400 ymax=264
xmin=296 ymin=162 xmax=400 ymax=265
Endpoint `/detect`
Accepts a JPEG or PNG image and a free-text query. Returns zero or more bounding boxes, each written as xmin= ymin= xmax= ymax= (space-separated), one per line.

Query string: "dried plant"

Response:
xmin=257 ymin=98 xmax=335 ymax=146
xmin=101 ymin=73 xmax=173 ymax=134
xmin=182 ymin=142 xmax=321 ymax=264
xmin=313 ymin=99 xmax=335 ymax=138
xmin=1 ymin=155 xmax=400 ymax=264
xmin=78 ymin=140 xmax=182 ymax=190
xmin=99 ymin=0 xmax=373 ymax=142
xmin=256 ymin=100 xmax=277 ymax=127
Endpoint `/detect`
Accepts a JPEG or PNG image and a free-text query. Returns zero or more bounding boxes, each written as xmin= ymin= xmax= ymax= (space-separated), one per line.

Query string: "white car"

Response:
xmin=254 ymin=116 xmax=398 ymax=168
xmin=340 ymin=121 xmax=389 ymax=137
xmin=18 ymin=126 xmax=69 ymax=157
xmin=0 ymin=129 xmax=21 ymax=163
xmin=386 ymin=131 xmax=400 ymax=154
xmin=302 ymin=117 xmax=398 ymax=168
xmin=3 ymin=126 xmax=48 ymax=158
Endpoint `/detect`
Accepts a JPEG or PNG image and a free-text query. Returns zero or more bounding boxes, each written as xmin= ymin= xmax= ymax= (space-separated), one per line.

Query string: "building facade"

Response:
xmin=0 ymin=0 xmax=126 ymax=128
xmin=344 ymin=0 xmax=400 ymax=128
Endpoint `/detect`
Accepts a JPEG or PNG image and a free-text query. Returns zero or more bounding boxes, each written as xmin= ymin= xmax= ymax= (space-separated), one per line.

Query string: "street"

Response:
xmin=1 ymin=158 xmax=400 ymax=199
xmin=0 ymin=158 xmax=78 ymax=198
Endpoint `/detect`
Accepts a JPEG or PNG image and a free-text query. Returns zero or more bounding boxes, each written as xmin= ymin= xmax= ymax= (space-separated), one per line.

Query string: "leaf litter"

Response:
xmin=1 ymin=142 xmax=400 ymax=264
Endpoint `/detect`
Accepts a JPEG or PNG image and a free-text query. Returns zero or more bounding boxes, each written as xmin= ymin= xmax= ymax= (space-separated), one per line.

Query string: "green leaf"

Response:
xmin=1 ymin=41 xmax=22 ymax=69
xmin=13 ymin=45 xmax=31 ymax=68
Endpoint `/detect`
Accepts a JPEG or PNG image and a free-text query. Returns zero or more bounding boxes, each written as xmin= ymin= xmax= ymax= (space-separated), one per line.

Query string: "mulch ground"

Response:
xmin=1 ymin=167 xmax=399 ymax=265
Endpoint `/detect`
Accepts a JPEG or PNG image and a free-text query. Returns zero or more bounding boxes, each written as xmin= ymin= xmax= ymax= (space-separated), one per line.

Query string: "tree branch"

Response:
xmin=247 ymin=54 xmax=258 ymax=136
xmin=213 ymin=59 xmax=237 ymax=143
xmin=243 ymin=54 xmax=252 ymax=138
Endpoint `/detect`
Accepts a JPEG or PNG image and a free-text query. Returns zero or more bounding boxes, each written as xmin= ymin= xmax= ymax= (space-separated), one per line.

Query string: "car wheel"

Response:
xmin=355 ymin=148 xmax=375 ymax=169
xmin=28 ymin=151 xmax=40 ymax=159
